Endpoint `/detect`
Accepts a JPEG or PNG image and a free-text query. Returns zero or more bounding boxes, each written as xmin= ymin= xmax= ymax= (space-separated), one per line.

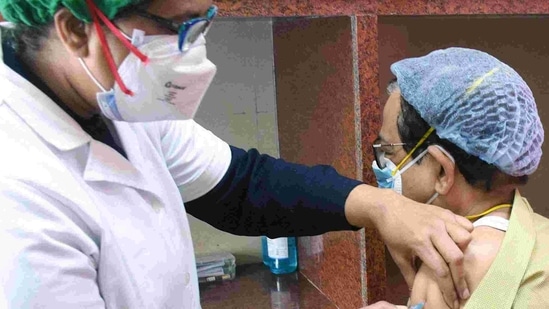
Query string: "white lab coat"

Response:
xmin=0 ymin=32 xmax=231 ymax=308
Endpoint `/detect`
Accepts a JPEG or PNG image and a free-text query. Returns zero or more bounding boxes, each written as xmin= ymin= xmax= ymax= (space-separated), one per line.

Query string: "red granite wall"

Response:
xmin=218 ymin=0 xmax=549 ymax=16
xmin=271 ymin=14 xmax=389 ymax=308
xmin=273 ymin=17 xmax=365 ymax=309
xmin=272 ymin=13 xmax=388 ymax=308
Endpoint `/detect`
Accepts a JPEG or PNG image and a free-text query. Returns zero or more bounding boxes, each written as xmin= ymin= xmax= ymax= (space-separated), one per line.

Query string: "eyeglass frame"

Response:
xmin=134 ymin=5 xmax=218 ymax=51
xmin=372 ymin=127 xmax=435 ymax=171
xmin=372 ymin=143 xmax=413 ymax=170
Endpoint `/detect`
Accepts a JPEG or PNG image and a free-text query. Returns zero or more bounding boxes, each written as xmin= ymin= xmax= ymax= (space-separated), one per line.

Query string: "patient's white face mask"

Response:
xmin=80 ymin=29 xmax=217 ymax=122
xmin=372 ymin=145 xmax=455 ymax=204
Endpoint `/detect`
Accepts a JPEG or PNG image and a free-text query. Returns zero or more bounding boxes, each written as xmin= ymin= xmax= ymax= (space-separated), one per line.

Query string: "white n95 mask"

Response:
xmin=80 ymin=31 xmax=217 ymax=122
xmin=372 ymin=145 xmax=454 ymax=204
xmin=371 ymin=151 xmax=414 ymax=195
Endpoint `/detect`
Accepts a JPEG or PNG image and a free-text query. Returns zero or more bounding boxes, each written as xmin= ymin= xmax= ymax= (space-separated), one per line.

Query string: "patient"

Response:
xmin=372 ymin=48 xmax=549 ymax=308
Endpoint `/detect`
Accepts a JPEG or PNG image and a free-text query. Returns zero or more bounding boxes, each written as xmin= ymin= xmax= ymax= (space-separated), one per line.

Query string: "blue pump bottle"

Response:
xmin=261 ymin=236 xmax=298 ymax=274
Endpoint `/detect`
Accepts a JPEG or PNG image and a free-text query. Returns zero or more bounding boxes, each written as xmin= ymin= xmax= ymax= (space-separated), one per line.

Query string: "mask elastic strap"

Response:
xmin=433 ymin=145 xmax=455 ymax=163
xmin=426 ymin=192 xmax=439 ymax=204
xmin=86 ymin=0 xmax=148 ymax=62
xmin=78 ymin=58 xmax=107 ymax=92
xmin=120 ymin=31 xmax=132 ymax=41
xmin=393 ymin=144 xmax=455 ymax=182
xmin=424 ymin=145 xmax=455 ymax=205
xmin=85 ymin=0 xmax=149 ymax=96
xmin=395 ymin=148 xmax=429 ymax=177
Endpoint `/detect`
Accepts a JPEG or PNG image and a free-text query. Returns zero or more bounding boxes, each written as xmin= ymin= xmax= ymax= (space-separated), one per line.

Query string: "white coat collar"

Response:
xmin=0 ymin=30 xmax=91 ymax=151
xmin=0 ymin=31 xmax=166 ymax=207
xmin=81 ymin=129 xmax=172 ymax=213
xmin=83 ymin=139 xmax=158 ymax=196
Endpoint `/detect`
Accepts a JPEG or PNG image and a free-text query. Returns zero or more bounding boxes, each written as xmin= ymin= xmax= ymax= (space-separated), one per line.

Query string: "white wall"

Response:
xmin=189 ymin=18 xmax=278 ymax=264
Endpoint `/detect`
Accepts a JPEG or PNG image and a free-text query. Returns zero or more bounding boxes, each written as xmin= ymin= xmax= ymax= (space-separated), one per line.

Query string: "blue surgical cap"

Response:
xmin=391 ymin=47 xmax=544 ymax=176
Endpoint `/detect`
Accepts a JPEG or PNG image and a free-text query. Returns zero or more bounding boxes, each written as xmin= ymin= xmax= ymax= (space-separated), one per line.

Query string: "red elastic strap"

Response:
xmin=91 ymin=3 xmax=149 ymax=64
xmin=85 ymin=0 xmax=149 ymax=95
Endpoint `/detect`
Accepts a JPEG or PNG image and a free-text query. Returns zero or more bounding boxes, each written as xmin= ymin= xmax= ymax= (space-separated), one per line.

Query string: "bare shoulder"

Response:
xmin=462 ymin=225 xmax=506 ymax=292
xmin=409 ymin=226 xmax=506 ymax=308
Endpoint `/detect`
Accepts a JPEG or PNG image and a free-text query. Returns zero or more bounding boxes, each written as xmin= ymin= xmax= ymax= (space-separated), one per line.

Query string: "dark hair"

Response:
xmin=389 ymin=80 xmax=528 ymax=191
xmin=6 ymin=0 xmax=151 ymax=57
xmin=4 ymin=22 xmax=50 ymax=56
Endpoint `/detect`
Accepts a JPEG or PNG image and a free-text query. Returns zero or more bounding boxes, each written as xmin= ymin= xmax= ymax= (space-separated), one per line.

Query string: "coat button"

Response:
xmin=183 ymin=272 xmax=190 ymax=286
xmin=151 ymin=198 xmax=162 ymax=213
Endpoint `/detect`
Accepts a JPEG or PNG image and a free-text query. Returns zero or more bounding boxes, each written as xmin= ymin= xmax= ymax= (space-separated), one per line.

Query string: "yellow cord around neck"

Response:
xmin=465 ymin=203 xmax=512 ymax=220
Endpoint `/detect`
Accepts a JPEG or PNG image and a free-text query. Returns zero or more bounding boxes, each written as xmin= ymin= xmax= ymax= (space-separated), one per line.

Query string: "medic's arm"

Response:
xmin=160 ymin=120 xmax=361 ymax=237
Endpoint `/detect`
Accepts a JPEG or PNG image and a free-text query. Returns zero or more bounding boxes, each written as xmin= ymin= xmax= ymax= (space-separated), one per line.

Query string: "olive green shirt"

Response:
xmin=465 ymin=190 xmax=549 ymax=309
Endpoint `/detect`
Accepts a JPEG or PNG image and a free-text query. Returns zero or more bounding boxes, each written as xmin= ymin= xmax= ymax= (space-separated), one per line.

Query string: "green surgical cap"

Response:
xmin=0 ymin=0 xmax=143 ymax=26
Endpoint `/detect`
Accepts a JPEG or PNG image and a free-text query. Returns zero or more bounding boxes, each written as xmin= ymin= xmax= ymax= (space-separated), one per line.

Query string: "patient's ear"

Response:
xmin=428 ymin=145 xmax=455 ymax=195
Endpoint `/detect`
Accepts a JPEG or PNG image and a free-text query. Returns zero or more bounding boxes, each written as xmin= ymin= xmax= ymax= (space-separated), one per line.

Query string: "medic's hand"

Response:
xmin=345 ymin=185 xmax=473 ymax=309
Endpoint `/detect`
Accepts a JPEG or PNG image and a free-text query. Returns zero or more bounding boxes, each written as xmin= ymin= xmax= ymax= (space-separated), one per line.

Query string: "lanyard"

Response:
xmin=465 ymin=203 xmax=512 ymax=220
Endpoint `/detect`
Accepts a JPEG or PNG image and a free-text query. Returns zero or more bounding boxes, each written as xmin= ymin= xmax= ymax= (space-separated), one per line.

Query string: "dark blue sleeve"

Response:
xmin=184 ymin=146 xmax=362 ymax=237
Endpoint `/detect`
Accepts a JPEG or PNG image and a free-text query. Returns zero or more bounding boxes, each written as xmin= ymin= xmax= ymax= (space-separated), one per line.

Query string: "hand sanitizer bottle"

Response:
xmin=261 ymin=236 xmax=298 ymax=274
xmin=270 ymin=271 xmax=300 ymax=308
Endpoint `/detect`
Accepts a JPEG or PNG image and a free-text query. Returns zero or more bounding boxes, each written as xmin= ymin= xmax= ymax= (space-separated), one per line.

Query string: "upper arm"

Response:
xmin=409 ymin=227 xmax=505 ymax=309
xmin=158 ymin=120 xmax=231 ymax=202
xmin=409 ymin=266 xmax=452 ymax=309
xmin=0 ymin=180 xmax=104 ymax=308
